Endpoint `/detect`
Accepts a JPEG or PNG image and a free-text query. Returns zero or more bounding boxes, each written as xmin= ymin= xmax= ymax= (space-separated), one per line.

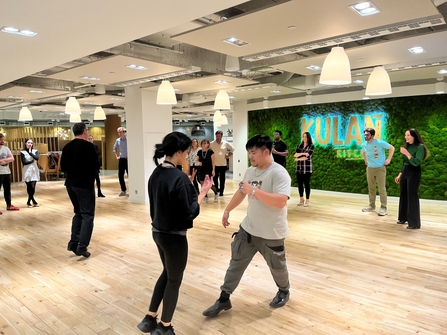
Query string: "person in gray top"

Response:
xmin=203 ymin=134 xmax=292 ymax=318
xmin=113 ymin=127 xmax=128 ymax=196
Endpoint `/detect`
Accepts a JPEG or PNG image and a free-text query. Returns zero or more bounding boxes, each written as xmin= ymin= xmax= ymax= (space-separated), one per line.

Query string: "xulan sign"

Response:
xmin=301 ymin=112 xmax=387 ymax=160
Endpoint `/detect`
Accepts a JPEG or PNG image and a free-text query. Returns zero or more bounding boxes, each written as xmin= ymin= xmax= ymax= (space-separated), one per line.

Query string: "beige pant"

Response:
xmin=366 ymin=166 xmax=387 ymax=209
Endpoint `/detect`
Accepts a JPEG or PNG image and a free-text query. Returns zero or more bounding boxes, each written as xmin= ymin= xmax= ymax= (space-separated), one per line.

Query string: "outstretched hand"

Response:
xmin=201 ymin=175 xmax=213 ymax=194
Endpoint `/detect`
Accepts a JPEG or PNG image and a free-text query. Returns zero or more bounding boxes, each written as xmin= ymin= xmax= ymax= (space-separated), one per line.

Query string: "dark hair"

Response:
xmin=364 ymin=128 xmax=375 ymax=136
xmin=23 ymin=138 xmax=33 ymax=150
xmin=153 ymin=131 xmax=192 ymax=166
xmin=274 ymin=130 xmax=282 ymax=136
xmin=0 ymin=133 xmax=4 ymax=138
xmin=302 ymin=132 xmax=313 ymax=145
xmin=405 ymin=128 xmax=429 ymax=160
xmin=200 ymin=139 xmax=210 ymax=146
xmin=245 ymin=134 xmax=273 ymax=153
xmin=72 ymin=122 xmax=87 ymax=136
xmin=215 ymin=130 xmax=223 ymax=136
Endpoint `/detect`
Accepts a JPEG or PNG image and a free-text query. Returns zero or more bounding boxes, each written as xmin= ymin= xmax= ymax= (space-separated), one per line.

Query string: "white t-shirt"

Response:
xmin=210 ymin=140 xmax=234 ymax=166
xmin=240 ymin=162 xmax=291 ymax=239
xmin=0 ymin=146 xmax=12 ymax=175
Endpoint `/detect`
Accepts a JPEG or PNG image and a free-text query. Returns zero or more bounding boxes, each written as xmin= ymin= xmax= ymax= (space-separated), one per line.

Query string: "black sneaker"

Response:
xmin=137 ymin=314 xmax=157 ymax=333
xmin=202 ymin=299 xmax=232 ymax=317
xmin=151 ymin=323 xmax=176 ymax=335
xmin=269 ymin=290 xmax=290 ymax=308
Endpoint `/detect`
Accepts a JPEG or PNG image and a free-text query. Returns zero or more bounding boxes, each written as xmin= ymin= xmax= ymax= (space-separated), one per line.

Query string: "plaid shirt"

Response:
xmin=295 ymin=143 xmax=314 ymax=174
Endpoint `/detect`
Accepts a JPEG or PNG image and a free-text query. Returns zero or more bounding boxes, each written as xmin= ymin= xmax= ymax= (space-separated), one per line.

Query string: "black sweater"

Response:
xmin=149 ymin=165 xmax=199 ymax=232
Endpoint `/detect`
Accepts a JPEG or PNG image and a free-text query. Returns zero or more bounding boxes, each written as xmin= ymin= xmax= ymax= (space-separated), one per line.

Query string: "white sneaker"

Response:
xmin=378 ymin=207 xmax=387 ymax=216
xmin=204 ymin=197 xmax=208 ymax=203
xmin=362 ymin=206 xmax=375 ymax=212
xmin=119 ymin=191 xmax=126 ymax=197
xmin=214 ymin=194 xmax=219 ymax=202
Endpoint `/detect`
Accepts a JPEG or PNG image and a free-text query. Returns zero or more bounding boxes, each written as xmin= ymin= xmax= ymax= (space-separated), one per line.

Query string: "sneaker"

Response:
xmin=361 ymin=206 xmax=375 ymax=212
xmin=203 ymin=196 xmax=208 ymax=203
xmin=269 ymin=290 xmax=290 ymax=308
xmin=137 ymin=314 xmax=157 ymax=333
xmin=203 ymin=299 xmax=232 ymax=317
xmin=151 ymin=323 xmax=176 ymax=335
xmin=378 ymin=207 xmax=387 ymax=216
xmin=6 ymin=205 xmax=19 ymax=211
xmin=214 ymin=194 xmax=219 ymax=202
xmin=119 ymin=191 xmax=126 ymax=196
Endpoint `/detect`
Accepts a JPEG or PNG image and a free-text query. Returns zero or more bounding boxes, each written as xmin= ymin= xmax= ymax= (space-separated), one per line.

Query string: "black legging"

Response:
xmin=296 ymin=172 xmax=312 ymax=199
xmin=94 ymin=171 xmax=101 ymax=191
xmin=25 ymin=181 xmax=37 ymax=205
xmin=149 ymin=232 xmax=188 ymax=323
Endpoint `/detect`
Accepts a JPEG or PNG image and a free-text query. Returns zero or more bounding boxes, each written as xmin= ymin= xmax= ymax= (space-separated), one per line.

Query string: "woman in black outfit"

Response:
xmin=137 ymin=132 xmax=212 ymax=335
xmin=395 ymin=128 xmax=429 ymax=230
xmin=196 ymin=139 xmax=218 ymax=202
xmin=20 ymin=138 xmax=40 ymax=207
xmin=294 ymin=132 xmax=315 ymax=207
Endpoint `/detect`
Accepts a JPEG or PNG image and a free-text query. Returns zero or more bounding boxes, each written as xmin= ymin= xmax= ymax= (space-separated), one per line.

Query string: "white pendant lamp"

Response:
xmin=214 ymin=90 xmax=231 ymax=110
xmin=18 ymin=106 xmax=33 ymax=121
xmin=225 ymin=55 xmax=240 ymax=72
xmin=65 ymin=97 xmax=81 ymax=114
xmin=221 ymin=114 xmax=228 ymax=125
xmin=213 ymin=110 xmax=222 ymax=127
xmin=365 ymin=66 xmax=392 ymax=96
xmin=93 ymin=106 xmax=106 ymax=120
xmin=156 ymin=80 xmax=177 ymax=105
xmin=319 ymin=46 xmax=351 ymax=85
xmin=69 ymin=113 xmax=82 ymax=123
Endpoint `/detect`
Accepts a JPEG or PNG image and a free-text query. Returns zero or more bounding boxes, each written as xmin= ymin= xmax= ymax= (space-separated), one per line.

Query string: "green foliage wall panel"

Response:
xmin=248 ymin=95 xmax=447 ymax=200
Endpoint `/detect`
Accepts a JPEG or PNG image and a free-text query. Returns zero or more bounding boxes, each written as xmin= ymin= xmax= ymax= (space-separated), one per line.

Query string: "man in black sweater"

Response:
xmin=61 ymin=122 xmax=100 ymax=258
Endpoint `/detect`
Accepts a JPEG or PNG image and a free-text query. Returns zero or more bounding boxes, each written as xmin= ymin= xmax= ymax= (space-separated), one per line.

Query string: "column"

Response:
xmin=232 ymin=100 xmax=248 ymax=182
xmin=125 ymin=86 xmax=172 ymax=204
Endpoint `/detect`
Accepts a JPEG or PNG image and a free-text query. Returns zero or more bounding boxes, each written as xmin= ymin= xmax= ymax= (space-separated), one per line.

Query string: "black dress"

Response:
xmin=197 ymin=149 xmax=214 ymax=181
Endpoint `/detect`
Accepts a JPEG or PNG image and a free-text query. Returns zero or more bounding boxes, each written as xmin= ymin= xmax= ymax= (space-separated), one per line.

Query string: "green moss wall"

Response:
xmin=248 ymin=95 xmax=447 ymax=200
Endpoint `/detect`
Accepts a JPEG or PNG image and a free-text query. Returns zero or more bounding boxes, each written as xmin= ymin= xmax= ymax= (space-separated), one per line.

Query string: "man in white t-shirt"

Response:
xmin=209 ymin=130 xmax=234 ymax=197
xmin=0 ymin=133 xmax=20 ymax=214
xmin=203 ymin=134 xmax=291 ymax=317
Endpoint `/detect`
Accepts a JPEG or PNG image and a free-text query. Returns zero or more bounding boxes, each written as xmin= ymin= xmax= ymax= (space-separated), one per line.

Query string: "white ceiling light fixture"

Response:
xmin=221 ymin=114 xmax=229 ymax=125
xmin=319 ymin=47 xmax=351 ymax=85
xmin=225 ymin=55 xmax=240 ymax=72
xmin=1 ymin=26 xmax=37 ymax=37
xmin=435 ymin=81 xmax=446 ymax=94
xmin=214 ymin=90 xmax=231 ymax=110
xmin=156 ymin=80 xmax=177 ymax=105
xmin=408 ymin=46 xmax=426 ymax=54
xmin=349 ymin=2 xmax=380 ymax=16
xmin=18 ymin=106 xmax=33 ymax=121
xmin=213 ymin=110 xmax=222 ymax=127
xmin=69 ymin=113 xmax=82 ymax=123
xmin=93 ymin=106 xmax=106 ymax=120
xmin=365 ymin=66 xmax=392 ymax=96
xmin=65 ymin=97 xmax=81 ymax=114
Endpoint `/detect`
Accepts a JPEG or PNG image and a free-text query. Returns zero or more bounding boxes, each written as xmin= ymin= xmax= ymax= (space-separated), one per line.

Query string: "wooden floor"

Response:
xmin=0 ymin=176 xmax=446 ymax=335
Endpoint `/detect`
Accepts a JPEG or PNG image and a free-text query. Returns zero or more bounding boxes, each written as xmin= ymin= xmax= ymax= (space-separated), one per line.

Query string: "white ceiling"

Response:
xmin=1 ymin=0 xmax=447 ymax=122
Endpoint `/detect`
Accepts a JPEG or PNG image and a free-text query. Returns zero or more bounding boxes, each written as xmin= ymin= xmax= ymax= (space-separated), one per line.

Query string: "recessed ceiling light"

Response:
xmin=126 ymin=64 xmax=147 ymax=70
xmin=228 ymin=96 xmax=235 ymax=99
xmin=362 ymin=96 xmax=370 ymax=100
xmin=110 ymin=97 xmax=123 ymax=101
xmin=437 ymin=69 xmax=447 ymax=74
xmin=1 ymin=26 xmax=37 ymax=37
xmin=353 ymin=80 xmax=364 ymax=84
xmin=408 ymin=46 xmax=425 ymax=54
xmin=306 ymin=65 xmax=321 ymax=71
xmin=214 ymin=80 xmax=230 ymax=85
xmin=29 ymin=90 xmax=45 ymax=93
xmin=223 ymin=37 xmax=250 ymax=47
xmin=270 ymin=90 xmax=281 ymax=93
xmin=349 ymin=2 xmax=380 ymax=16
xmin=80 ymin=76 xmax=100 ymax=81
xmin=288 ymin=26 xmax=296 ymax=30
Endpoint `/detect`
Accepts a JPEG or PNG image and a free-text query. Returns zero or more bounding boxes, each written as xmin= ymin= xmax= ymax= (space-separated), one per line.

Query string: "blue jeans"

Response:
xmin=66 ymin=186 xmax=96 ymax=252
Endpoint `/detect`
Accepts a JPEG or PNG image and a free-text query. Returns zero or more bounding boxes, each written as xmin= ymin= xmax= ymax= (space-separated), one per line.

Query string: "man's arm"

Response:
xmin=363 ymin=151 xmax=368 ymax=165
xmin=113 ymin=139 xmax=120 ymax=159
xmin=1 ymin=152 xmax=14 ymax=164
xmin=221 ymin=190 xmax=246 ymax=228
xmin=240 ymin=181 xmax=288 ymax=208
xmin=384 ymin=145 xmax=395 ymax=165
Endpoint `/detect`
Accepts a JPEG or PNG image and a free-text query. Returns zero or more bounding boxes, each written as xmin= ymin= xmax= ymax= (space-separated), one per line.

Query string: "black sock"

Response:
xmin=159 ymin=323 xmax=172 ymax=331
xmin=218 ymin=291 xmax=230 ymax=302
xmin=280 ymin=289 xmax=289 ymax=295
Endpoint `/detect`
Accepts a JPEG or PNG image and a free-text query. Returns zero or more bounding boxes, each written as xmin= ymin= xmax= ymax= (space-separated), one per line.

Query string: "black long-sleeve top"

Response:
xmin=60 ymin=139 xmax=100 ymax=188
xmin=20 ymin=150 xmax=39 ymax=165
xmin=148 ymin=165 xmax=199 ymax=232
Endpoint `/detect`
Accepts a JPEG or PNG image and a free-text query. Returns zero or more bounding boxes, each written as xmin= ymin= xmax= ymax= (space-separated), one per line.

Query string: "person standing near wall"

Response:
xmin=61 ymin=123 xmax=100 ymax=258
xmin=20 ymin=138 xmax=40 ymax=207
xmin=0 ymin=133 xmax=19 ymax=214
xmin=210 ymin=130 xmax=234 ymax=198
xmin=137 ymin=132 xmax=212 ymax=335
xmin=272 ymin=130 xmax=288 ymax=168
xmin=187 ymin=138 xmax=200 ymax=194
xmin=88 ymin=135 xmax=105 ymax=198
xmin=395 ymin=128 xmax=429 ymax=229
xmin=361 ymin=128 xmax=395 ymax=216
xmin=294 ymin=132 xmax=314 ymax=207
xmin=202 ymin=135 xmax=291 ymax=318
xmin=113 ymin=127 xmax=128 ymax=196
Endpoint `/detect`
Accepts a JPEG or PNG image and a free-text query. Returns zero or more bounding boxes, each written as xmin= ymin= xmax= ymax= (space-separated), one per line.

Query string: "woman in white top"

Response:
xmin=20 ymin=139 xmax=40 ymax=207
xmin=187 ymin=138 xmax=200 ymax=194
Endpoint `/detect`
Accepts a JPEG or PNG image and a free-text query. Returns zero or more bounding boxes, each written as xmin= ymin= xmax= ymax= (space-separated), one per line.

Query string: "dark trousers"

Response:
xmin=0 ymin=174 xmax=12 ymax=206
xmin=66 ymin=186 xmax=96 ymax=252
xmin=25 ymin=181 xmax=37 ymax=205
xmin=296 ymin=172 xmax=312 ymax=199
xmin=94 ymin=171 xmax=101 ymax=192
xmin=118 ymin=158 xmax=128 ymax=192
xmin=213 ymin=166 xmax=227 ymax=196
xmin=149 ymin=232 xmax=188 ymax=323
xmin=398 ymin=166 xmax=422 ymax=228
xmin=189 ymin=166 xmax=199 ymax=194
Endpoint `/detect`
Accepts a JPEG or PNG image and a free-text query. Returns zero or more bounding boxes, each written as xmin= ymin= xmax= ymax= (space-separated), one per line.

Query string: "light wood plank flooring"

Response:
xmin=0 ymin=176 xmax=446 ymax=335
